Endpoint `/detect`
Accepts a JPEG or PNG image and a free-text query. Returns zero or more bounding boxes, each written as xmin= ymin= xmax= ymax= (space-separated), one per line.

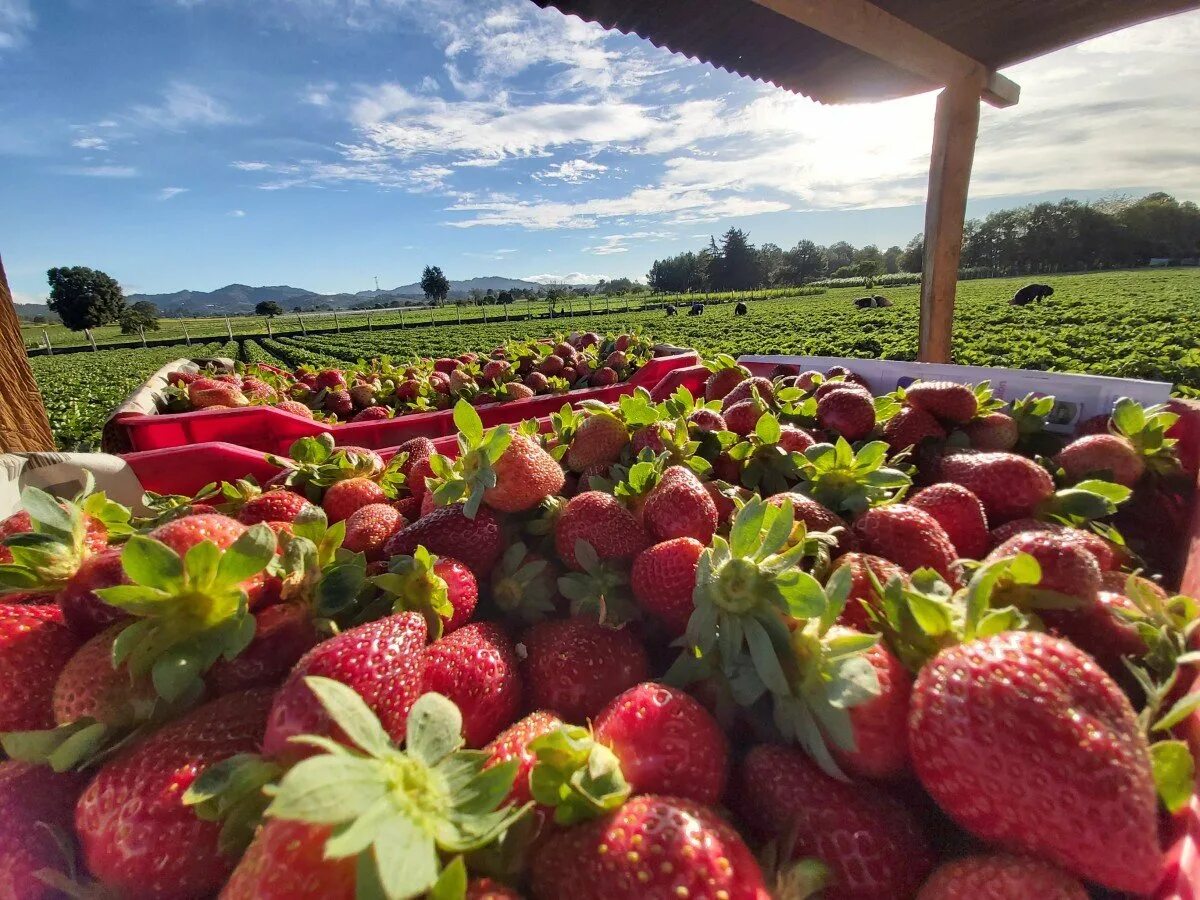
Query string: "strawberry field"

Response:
xmin=29 ymin=268 xmax=1200 ymax=448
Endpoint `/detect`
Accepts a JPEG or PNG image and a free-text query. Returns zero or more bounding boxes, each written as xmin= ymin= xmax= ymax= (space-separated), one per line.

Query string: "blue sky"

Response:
xmin=2 ymin=0 xmax=1198 ymax=300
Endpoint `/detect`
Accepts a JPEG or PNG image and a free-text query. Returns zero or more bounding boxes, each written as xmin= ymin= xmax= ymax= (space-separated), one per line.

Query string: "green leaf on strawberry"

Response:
xmin=796 ymin=439 xmax=910 ymax=516
xmin=370 ymin=545 xmax=454 ymax=639
xmin=557 ymin=540 xmax=640 ymax=627
xmin=0 ymin=486 xmax=97 ymax=593
xmin=528 ymin=724 xmax=630 ymax=826
xmin=426 ymin=400 xmax=514 ymax=519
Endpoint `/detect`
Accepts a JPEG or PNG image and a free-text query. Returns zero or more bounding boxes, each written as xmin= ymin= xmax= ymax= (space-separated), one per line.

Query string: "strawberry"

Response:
xmin=237 ymin=489 xmax=315 ymax=525
xmin=778 ymin=423 xmax=815 ymax=452
xmin=829 ymin=552 xmax=908 ymax=631
xmin=75 ymin=687 xmax=275 ymax=899
xmin=904 ymin=381 xmax=978 ymax=424
xmin=910 ymin=483 xmax=990 ymax=560
xmin=57 ymin=545 xmax=129 ymax=637
xmin=504 ymin=381 xmax=535 ymax=401
xmin=814 ymin=378 xmax=870 ymax=401
xmin=219 ymin=820 xmax=353 ymax=900
xmin=0 ymin=761 xmax=88 ymax=900
xmin=484 ymin=433 xmax=565 ymax=513
xmin=796 ymin=369 xmax=822 ymax=391
xmin=0 ymin=510 xmax=31 ymax=564
xmin=384 ymin=503 xmax=503 ymax=579
xmin=421 ymin=621 xmax=521 ymax=748
xmin=881 ymin=405 xmax=946 ymax=452
xmin=723 ymin=398 xmax=766 ymax=436
xmin=313 ymin=369 xmax=347 ymax=391
xmin=189 ymin=377 xmax=248 ymax=409
xmin=1042 ymin=590 xmax=1146 ymax=678
xmin=985 ymin=531 xmax=1101 ymax=603
xmin=936 ymin=450 xmax=1055 ymax=524
xmin=275 ymin=399 xmax=313 ymax=419
xmin=1054 ymin=433 xmax=1145 ymax=486
xmin=735 ymin=744 xmax=933 ymax=900
xmin=262 ymin=612 xmax=427 ymax=758
xmin=341 ymin=502 xmax=404 ymax=559
xmin=831 ymin=635 xmax=912 ymax=780
xmin=630 ymin=537 xmax=703 ymax=635
xmin=855 ymin=504 xmax=960 ymax=583
xmin=688 ymin=407 xmax=726 ymax=431
xmin=963 ymin=411 xmax=1019 ymax=450
xmin=916 ymin=853 xmax=1087 ymax=900
xmin=0 ymin=604 xmax=81 ymax=730
xmin=554 ymin=491 xmax=649 ymax=571
xmin=467 ymin=877 xmax=522 ymax=899
xmin=704 ymin=361 xmax=749 ymax=402
xmin=524 ymin=371 xmax=549 ymax=392
xmin=406 ymin=456 xmax=435 ymax=507
xmin=642 ymin=465 xmax=717 ymax=544
xmin=767 ymin=491 xmax=857 ymax=553
xmin=817 ymin=388 xmax=875 ymax=440
xmin=51 ymin=624 xmax=156 ymax=727
xmin=908 ymin=631 xmax=1161 ymax=893
xmin=521 ymin=617 xmax=649 ymax=721
xmin=486 ymin=709 xmax=565 ymax=806
xmin=531 ymin=795 xmax=769 ymax=900
xmin=372 ymin=546 xmax=478 ymax=635
xmin=207 ymin=602 xmax=319 ymax=695
xmin=0 ymin=488 xmax=110 ymax=595
xmin=321 ymin=476 xmax=386 ymax=523
xmin=323 ymin=388 xmax=352 ymax=417
xmin=350 ymin=405 xmax=390 ymax=422
xmin=395 ymin=436 xmax=437 ymax=472
xmin=988 ymin=518 xmax=1120 ymax=570
xmin=589 ymin=366 xmax=617 ymax=386
xmin=721 ymin=376 xmax=775 ymax=411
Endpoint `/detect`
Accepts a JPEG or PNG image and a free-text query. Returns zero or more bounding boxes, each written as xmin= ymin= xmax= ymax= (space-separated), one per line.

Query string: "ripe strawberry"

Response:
xmin=909 ymin=631 xmax=1161 ymax=893
xmin=855 ymin=504 xmax=960 ymax=583
xmin=910 ymin=483 xmax=990 ymax=560
xmin=830 ymin=552 xmax=908 ymax=631
xmin=467 ymin=877 xmax=522 ymax=900
xmin=905 ymin=381 xmax=978 ymax=424
xmin=688 ymin=408 xmax=726 ymax=431
xmin=148 ymin=512 xmax=277 ymax=609
xmin=484 ymin=433 xmax=565 ymax=513
xmin=207 ymin=603 xmax=319 ymax=695
xmin=916 ymin=853 xmax=1087 ymax=900
xmin=963 ymin=411 xmax=1019 ymax=451
xmin=735 ymin=744 xmax=933 ymax=900
xmin=1054 ymin=433 xmax=1145 ymax=486
xmin=0 ymin=761 xmax=88 ymax=900
xmin=486 ymin=709 xmax=566 ymax=806
xmin=531 ymin=795 xmax=769 ymax=900
xmin=642 ymin=465 xmax=717 ymax=544
xmin=723 ymin=398 xmax=765 ymax=436
xmin=778 ymin=423 xmax=815 ymax=452
xmin=521 ymin=617 xmax=649 ymax=721
xmin=219 ymin=820 xmax=353 ymax=900
xmin=241 ymin=377 xmax=277 ymax=402
xmin=188 ymin=377 xmax=248 ymax=409
xmin=0 ymin=604 xmax=81 ymax=730
xmin=704 ymin=366 xmax=748 ymax=402
xmin=831 ymin=635 xmax=912 ymax=780
xmin=75 ymin=688 xmax=275 ymax=900
xmin=341 ymin=502 xmax=404 ymax=559
xmin=52 ymin=624 xmax=155 ymax=727
xmin=422 ymin=621 xmax=521 ymax=748
xmin=768 ymin=491 xmax=857 ymax=553
xmin=395 ymin=436 xmax=437 ymax=473
xmin=505 ymin=381 xmax=535 ymax=401
xmin=237 ymin=489 xmax=315 ymax=525
xmin=814 ymin=378 xmax=870 ymax=401
xmin=592 ymin=682 xmax=728 ymax=804
xmin=630 ymin=422 xmax=670 ymax=455
xmin=630 ymin=537 xmax=703 ymax=635
xmin=555 ymin=491 xmax=649 ymax=571
xmin=721 ymin=376 xmax=775 ymax=411
xmin=525 ymin=371 xmax=550 ymax=392
xmin=0 ymin=510 xmax=31 ymax=563
xmin=986 ymin=531 xmax=1101 ymax=603
xmin=406 ymin=455 xmax=435 ymax=507
xmin=538 ymin=354 xmax=565 ymax=376
xmin=275 ymin=399 xmax=314 ymax=419
xmin=882 ymin=405 xmax=946 ymax=452
xmin=321 ymin=476 xmax=386 ymax=523
xmin=988 ymin=518 xmax=1120 ymax=570
xmin=937 ymin=451 xmax=1055 ymax=524
xmin=350 ymin=406 xmax=389 ymax=422
xmin=384 ymin=503 xmax=503 ymax=579
xmin=817 ymin=388 xmax=875 ymax=440
xmin=262 ymin=612 xmax=427 ymax=758
xmin=57 ymin=545 xmax=128 ymax=637
xmin=313 ymin=369 xmax=347 ymax=391
xmin=1042 ymin=590 xmax=1146 ymax=678
xmin=374 ymin=547 xmax=477 ymax=635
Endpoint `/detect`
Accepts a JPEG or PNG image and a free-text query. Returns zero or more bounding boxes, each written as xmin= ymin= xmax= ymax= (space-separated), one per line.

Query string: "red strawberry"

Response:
xmin=592 ymin=682 xmax=728 ymax=804
xmin=735 ymin=744 xmax=933 ymax=900
xmin=910 ymin=483 xmax=990 ymax=560
xmin=505 ymin=381 xmax=535 ymax=401
xmin=75 ymin=688 xmax=275 ymax=900
xmin=630 ymin=422 xmax=670 ymax=456
xmin=817 ymin=388 xmax=875 ymax=440
xmin=704 ymin=366 xmax=748 ymax=402
xmin=831 ymin=635 xmax=912 ymax=780
xmin=963 ymin=411 xmax=1019 ymax=451
xmin=0 ymin=510 xmax=31 ymax=563
xmin=237 ymin=489 xmax=315 ymax=525
xmin=0 ymin=761 xmax=88 ymax=900
xmin=882 ymin=405 xmax=946 ymax=452
xmin=916 ymin=853 xmax=1087 ymax=900
xmin=555 ymin=491 xmax=649 ymax=571
xmin=855 ymin=504 xmax=960 ymax=583
xmin=485 ymin=710 xmax=565 ymax=806
xmin=207 ymin=603 xmax=319 ymax=695
xmin=524 ymin=371 xmax=550 ymax=392
xmin=149 ymin=513 xmax=276 ymax=608
xmin=324 ymin=390 xmax=354 ymax=418
xmin=406 ymin=456 xmax=435 ymax=507
xmin=521 ymin=617 xmax=649 ymax=721
xmin=630 ymin=538 xmax=703 ymax=636
xmin=350 ymin=406 xmax=389 ymax=422
xmin=375 ymin=549 xmax=478 ymax=634
xmin=341 ymin=502 xmax=405 ymax=558
xmin=1042 ymin=590 xmax=1146 ymax=678
xmin=723 ymin=398 xmax=765 ymax=436
xmin=642 ymin=465 xmax=717 ymax=544
xmin=484 ymin=433 xmax=565 ymax=513
xmin=905 ymin=381 xmax=977 ymax=424
xmin=778 ymin=424 xmax=815 ymax=452
xmin=1054 ymin=433 xmax=1145 ymax=487
xmin=589 ymin=367 xmax=617 ymax=387
xmin=57 ymin=545 xmax=129 ymax=637
xmin=219 ymin=820 xmax=353 ymax=900
xmin=0 ymin=604 xmax=81 ymax=730
xmin=275 ymin=399 xmax=314 ymax=419
xmin=313 ymin=369 xmax=346 ymax=391
xmin=721 ymin=376 xmax=775 ymax=410
xmin=52 ymin=624 xmax=156 ymax=726
xmin=908 ymin=631 xmax=1161 ymax=893
xmin=815 ymin=378 xmax=870 ymax=401
xmin=937 ymin=451 xmax=1054 ymax=524
xmin=321 ymin=477 xmax=386 ymax=523
xmin=830 ymin=552 xmax=908 ymax=631
xmin=188 ymin=377 xmax=248 ymax=409
xmin=985 ymin=531 xmax=1101 ymax=603
xmin=467 ymin=877 xmax=522 ymax=899
xmin=688 ymin=408 xmax=726 ymax=432
xmin=422 ymin=621 xmax=521 ymax=748
xmin=395 ymin=436 xmax=437 ymax=472
xmin=262 ymin=612 xmax=426 ymax=758
xmin=988 ymin=518 xmax=1120 ymax=571
xmin=531 ymin=795 xmax=769 ymax=900
xmin=384 ymin=503 xmax=503 ymax=579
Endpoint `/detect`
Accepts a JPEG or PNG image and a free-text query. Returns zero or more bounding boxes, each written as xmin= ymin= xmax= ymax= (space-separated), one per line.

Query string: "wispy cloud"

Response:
xmin=157 ymin=186 xmax=188 ymax=200
xmin=535 ymin=159 xmax=608 ymax=184
xmin=522 ymin=272 xmax=607 ymax=285
xmin=228 ymin=209 xmax=246 ymax=217
xmin=586 ymin=231 xmax=671 ymax=255
xmin=54 ymin=165 xmax=139 ymax=178
xmin=302 ymin=82 xmax=336 ymax=107
xmin=0 ymin=0 xmax=34 ymax=51
xmin=72 ymin=136 xmax=109 ymax=151
xmin=131 ymin=81 xmax=238 ymax=130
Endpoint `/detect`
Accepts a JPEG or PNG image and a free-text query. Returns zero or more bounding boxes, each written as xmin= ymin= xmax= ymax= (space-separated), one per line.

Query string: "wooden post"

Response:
xmin=266 ymin=319 xmax=273 ymax=338
xmin=298 ymin=314 xmax=308 ymax=335
xmin=42 ymin=329 xmax=52 ymax=355
xmin=138 ymin=325 xmax=147 ymax=348
xmin=183 ymin=325 xmax=191 ymax=347
xmin=0 ymin=255 xmax=55 ymax=451
xmin=918 ymin=80 xmax=980 ymax=363
xmin=333 ymin=311 xmax=340 ymax=332
xmin=429 ymin=306 xmax=435 ymax=326
xmin=225 ymin=316 xmax=234 ymax=340
xmin=399 ymin=306 xmax=406 ymax=327
xmin=367 ymin=314 xmax=372 ymax=332
xmin=457 ymin=306 xmax=462 ymax=326
xmin=482 ymin=304 xmax=488 ymax=324
xmin=87 ymin=329 xmax=97 ymax=351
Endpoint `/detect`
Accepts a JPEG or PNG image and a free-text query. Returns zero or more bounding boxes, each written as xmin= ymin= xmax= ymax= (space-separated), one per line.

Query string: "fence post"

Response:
xmin=588 ymin=297 xmax=593 ymax=314
xmin=87 ymin=329 xmax=97 ymax=351
xmin=139 ymin=325 xmax=147 ymax=348
xmin=225 ymin=316 xmax=234 ymax=340
xmin=42 ymin=329 xmax=52 ymax=355
xmin=457 ymin=306 xmax=462 ymax=326
xmin=430 ymin=306 xmax=435 ymax=326
xmin=183 ymin=326 xmax=191 ymax=347
xmin=482 ymin=304 xmax=488 ymax=323
xmin=504 ymin=304 xmax=508 ymax=322
xmin=367 ymin=313 xmax=372 ymax=332
xmin=266 ymin=319 xmax=273 ymax=338
xmin=399 ymin=306 xmax=406 ymax=328
xmin=298 ymin=314 xmax=308 ymax=336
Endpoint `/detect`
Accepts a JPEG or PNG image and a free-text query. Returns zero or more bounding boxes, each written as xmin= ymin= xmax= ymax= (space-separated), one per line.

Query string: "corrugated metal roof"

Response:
xmin=529 ymin=0 xmax=1198 ymax=103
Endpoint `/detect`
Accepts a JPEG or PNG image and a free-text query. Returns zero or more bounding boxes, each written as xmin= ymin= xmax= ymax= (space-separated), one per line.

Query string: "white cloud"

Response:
xmin=157 ymin=186 xmax=188 ymax=200
xmin=535 ymin=159 xmax=608 ymax=184
xmin=523 ymin=272 xmax=608 ymax=285
xmin=228 ymin=209 xmax=246 ymax=217
xmin=232 ymin=160 xmax=271 ymax=171
xmin=131 ymin=81 xmax=238 ymax=130
xmin=586 ymin=231 xmax=671 ymax=255
xmin=55 ymin=165 xmax=138 ymax=178
xmin=0 ymin=0 xmax=34 ymax=50
xmin=72 ymin=136 xmax=109 ymax=151
xmin=303 ymin=82 xmax=336 ymax=107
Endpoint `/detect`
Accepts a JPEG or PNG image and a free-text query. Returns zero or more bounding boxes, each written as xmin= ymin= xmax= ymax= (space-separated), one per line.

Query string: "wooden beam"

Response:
xmin=918 ymin=81 xmax=980 ymax=363
xmin=0 ymin=255 xmax=55 ymax=452
xmin=749 ymin=0 xmax=1020 ymax=107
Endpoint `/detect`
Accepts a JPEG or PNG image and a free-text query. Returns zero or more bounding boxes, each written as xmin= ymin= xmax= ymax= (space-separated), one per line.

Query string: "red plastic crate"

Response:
xmin=107 ymin=351 xmax=699 ymax=455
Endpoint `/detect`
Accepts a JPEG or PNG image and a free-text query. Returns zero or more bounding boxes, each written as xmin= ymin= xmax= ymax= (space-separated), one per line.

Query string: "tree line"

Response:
xmin=647 ymin=192 xmax=1200 ymax=293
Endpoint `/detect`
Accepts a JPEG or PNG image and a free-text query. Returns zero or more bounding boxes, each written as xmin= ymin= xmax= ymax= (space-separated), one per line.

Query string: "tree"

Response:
xmin=255 ymin=300 xmax=283 ymax=318
xmin=46 ymin=266 xmax=125 ymax=331
xmin=826 ymin=241 xmax=856 ymax=272
xmin=757 ymin=243 xmax=786 ymax=286
xmin=709 ymin=228 xmax=761 ymax=291
xmin=782 ymin=240 xmax=827 ymax=284
xmin=900 ymin=236 xmax=924 ymax=273
xmin=119 ymin=300 xmax=160 ymax=335
xmin=883 ymin=246 xmax=903 ymax=274
xmin=497 ymin=291 xmax=515 ymax=305
xmin=420 ymin=266 xmax=450 ymax=305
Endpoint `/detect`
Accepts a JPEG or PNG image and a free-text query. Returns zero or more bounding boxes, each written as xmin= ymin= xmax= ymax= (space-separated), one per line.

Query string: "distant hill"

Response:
xmin=13 ymin=303 xmax=54 ymax=322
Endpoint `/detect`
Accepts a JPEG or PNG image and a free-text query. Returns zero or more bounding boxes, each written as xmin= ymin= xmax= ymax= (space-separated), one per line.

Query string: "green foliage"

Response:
xmin=119 ymin=300 xmax=161 ymax=335
xmin=255 ymin=300 xmax=284 ymax=318
xmin=420 ymin=265 xmax=451 ymax=304
xmin=46 ymin=265 xmax=125 ymax=331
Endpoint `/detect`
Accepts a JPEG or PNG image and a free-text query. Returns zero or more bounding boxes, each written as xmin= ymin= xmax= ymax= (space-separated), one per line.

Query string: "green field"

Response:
xmin=30 ymin=269 xmax=1200 ymax=449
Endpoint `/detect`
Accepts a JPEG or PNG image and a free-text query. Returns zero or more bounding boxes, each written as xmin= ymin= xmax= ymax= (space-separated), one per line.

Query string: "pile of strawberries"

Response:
xmin=2 ymin=354 xmax=1198 ymax=900
xmin=160 ymin=332 xmax=657 ymax=423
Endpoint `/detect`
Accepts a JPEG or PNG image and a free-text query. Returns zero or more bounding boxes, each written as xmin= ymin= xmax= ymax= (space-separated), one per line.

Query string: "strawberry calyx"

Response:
xmin=143 ymin=478 xmax=262 ymax=523
xmin=795 ymin=438 xmax=911 ymax=516
xmin=557 ymin=540 xmax=640 ymax=627
xmin=1038 ymin=477 xmax=1131 ymax=522
xmin=1111 ymin=397 xmax=1182 ymax=476
xmin=262 ymin=679 xmax=529 ymax=899
xmin=266 ymin=435 xmax=388 ymax=500
xmin=96 ymin=524 xmax=276 ymax=703
xmin=280 ymin=518 xmax=368 ymax=626
xmin=426 ymin=400 xmax=514 ymax=519
xmin=658 ymin=384 xmax=723 ymax=420
xmin=703 ymin=352 xmax=749 ymax=376
xmin=728 ymin=411 xmax=805 ymax=494
xmin=1009 ymin=393 xmax=1056 ymax=450
xmin=370 ymin=545 xmax=455 ymax=638
xmin=527 ymin=724 xmax=631 ymax=826
xmin=491 ymin=543 xmax=557 ymax=624
xmin=0 ymin=486 xmax=116 ymax=595
xmin=184 ymin=752 xmax=288 ymax=854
